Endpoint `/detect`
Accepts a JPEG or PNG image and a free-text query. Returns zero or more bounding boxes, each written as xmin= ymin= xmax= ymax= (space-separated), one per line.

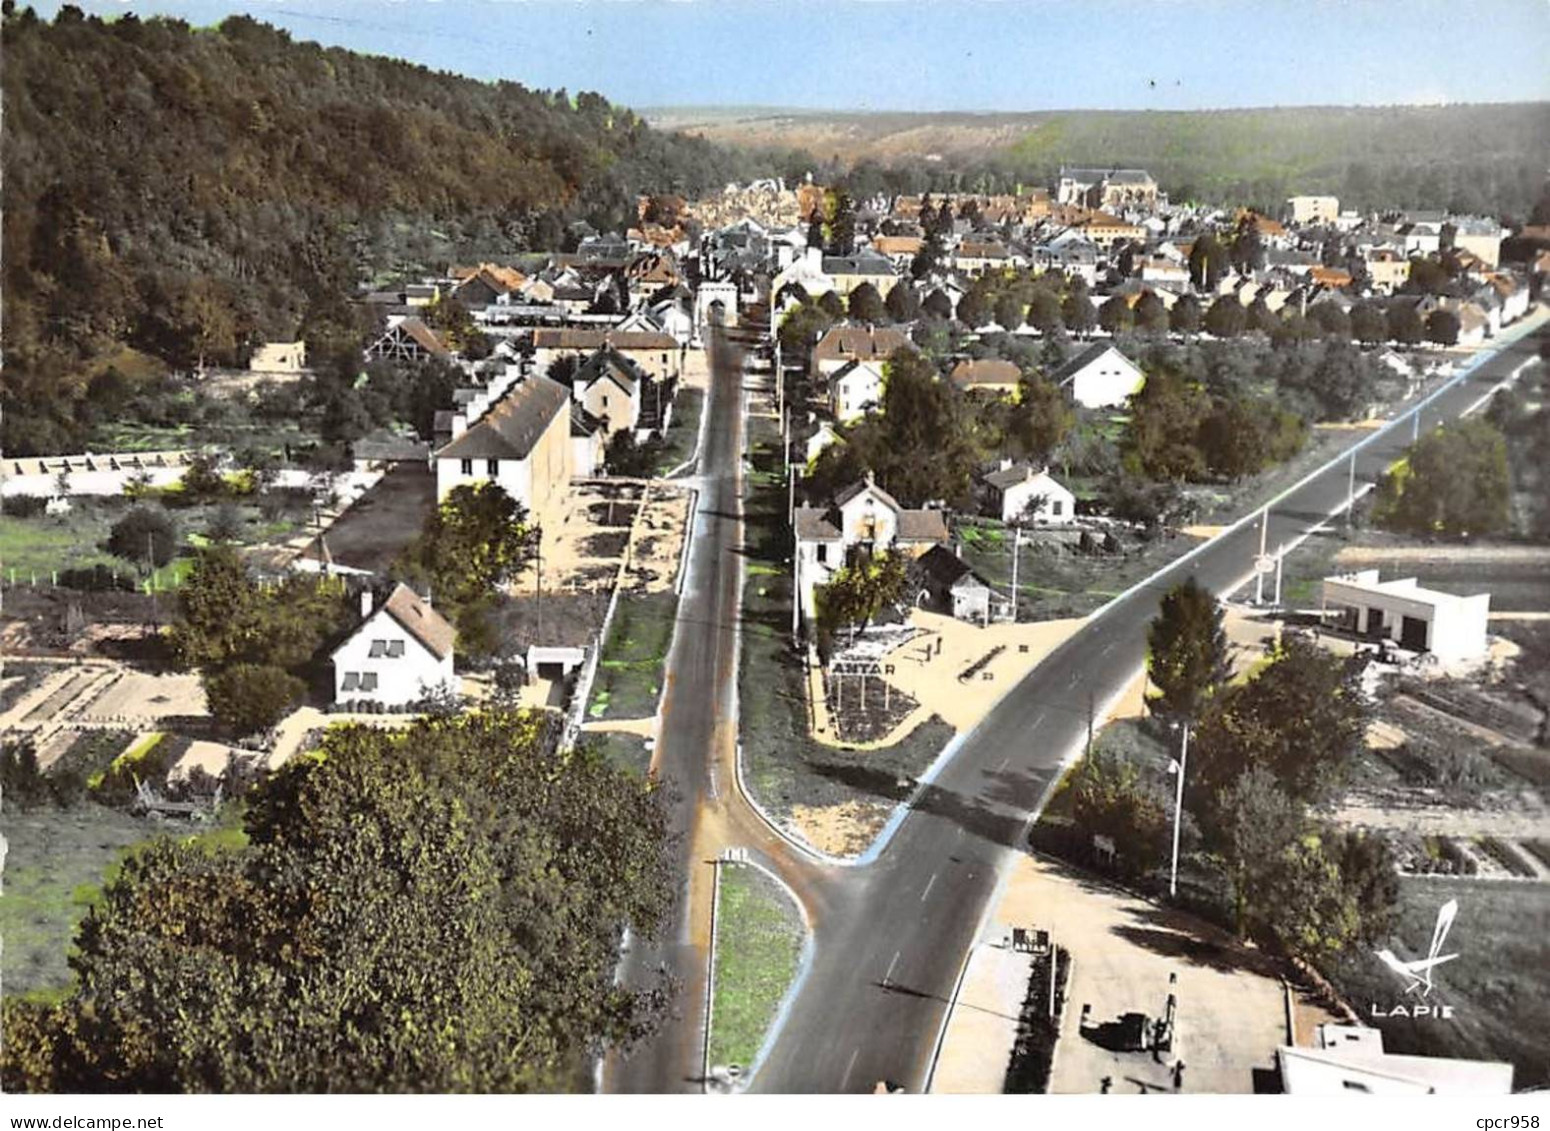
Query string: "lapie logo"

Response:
xmin=1369 ymin=898 xmax=1458 ymax=1020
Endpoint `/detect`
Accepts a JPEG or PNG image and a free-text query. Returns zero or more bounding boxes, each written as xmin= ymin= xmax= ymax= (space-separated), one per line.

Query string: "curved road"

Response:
xmin=608 ymin=319 xmax=1546 ymax=1094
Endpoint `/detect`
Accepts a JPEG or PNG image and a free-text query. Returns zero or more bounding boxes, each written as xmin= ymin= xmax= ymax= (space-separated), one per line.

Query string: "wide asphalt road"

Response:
xmin=752 ymin=326 xmax=1546 ymax=1093
xmin=605 ymin=326 xmax=749 ymax=1093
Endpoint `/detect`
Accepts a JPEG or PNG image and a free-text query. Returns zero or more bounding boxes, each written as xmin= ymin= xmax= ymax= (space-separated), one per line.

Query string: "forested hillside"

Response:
xmin=0 ymin=7 xmax=777 ymax=453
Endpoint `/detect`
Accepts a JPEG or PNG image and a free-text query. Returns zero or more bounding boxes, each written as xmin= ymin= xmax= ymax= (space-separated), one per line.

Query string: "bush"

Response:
xmin=1 ymin=494 xmax=48 ymax=518
xmin=92 ymin=733 xmax=186 ymax=807
xmin=204 ymin=663 xmax=305 ymax=737
xmin=108 ymin=505 xmax=179 ymax=568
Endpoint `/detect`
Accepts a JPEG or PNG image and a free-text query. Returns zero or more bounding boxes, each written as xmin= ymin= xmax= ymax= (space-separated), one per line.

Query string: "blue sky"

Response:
xmin=33 ymin=0 xmax=1550 ymax=112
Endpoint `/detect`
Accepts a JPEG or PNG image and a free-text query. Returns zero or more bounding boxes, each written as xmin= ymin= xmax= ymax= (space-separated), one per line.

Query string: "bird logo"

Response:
xmin=1375 ymin=899 xmax=1458 ymax=998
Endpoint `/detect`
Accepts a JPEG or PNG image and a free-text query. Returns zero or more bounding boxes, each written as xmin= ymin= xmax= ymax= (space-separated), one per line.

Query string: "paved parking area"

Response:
xmin=1013 ymin=857 xmax=1336 ymax=1094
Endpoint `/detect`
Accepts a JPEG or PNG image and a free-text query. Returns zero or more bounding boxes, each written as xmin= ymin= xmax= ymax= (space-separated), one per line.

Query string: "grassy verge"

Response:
xmin=0 ymin=802 xmax=157 ymax=997
xmin=579 ymin=730 xmax=653 ymax=778
xmin=707 ymin=863 xmax=806 ymax=1074
xmin=656 ymin=387 xmax=705 ymax=476
xmin=588 ymin=590 xmax=680 ymax=720
xmin=1323 ymin=878 xmax=1550 ymax=1090
xmin=738 ymin=398 xmax=954 ymax=834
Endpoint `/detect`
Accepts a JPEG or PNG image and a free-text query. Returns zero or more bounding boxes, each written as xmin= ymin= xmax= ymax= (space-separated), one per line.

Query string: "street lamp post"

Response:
xmin=1168 ymin=720 xmax=1191 ymax=900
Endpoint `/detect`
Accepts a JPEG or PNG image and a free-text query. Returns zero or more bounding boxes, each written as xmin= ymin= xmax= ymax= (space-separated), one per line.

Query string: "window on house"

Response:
xmin=368 ymin=639 xmax=388 ymax=658
xmin=487 ymin=458 xmax=499 ymax=476
xmin=341 ymin=672 xmax=361 ymax=692
xmin=460 ymin=458 xmax=473 ymax=476
xmin=817 ymin=544 xmax=829 ymax=564
xmin=1052 ymin=500 xmax=1063 ymax=516
xmin=360 ymin=672 xmax=379 ymax=692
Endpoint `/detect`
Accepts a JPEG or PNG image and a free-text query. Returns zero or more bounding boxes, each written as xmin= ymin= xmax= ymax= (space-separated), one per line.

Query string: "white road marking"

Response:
xmin=920 ymin=872 xmax=938 ymax=902
xmin=1099 ymin=642 xmax=1115 ymax=658
xmin=841 ymin=1048 xmax=861 ymax=1090
xmin=996 ymin=757 xmax=1010 ymax=772
xmin=885 ymin=950 xmax=901 ymax=981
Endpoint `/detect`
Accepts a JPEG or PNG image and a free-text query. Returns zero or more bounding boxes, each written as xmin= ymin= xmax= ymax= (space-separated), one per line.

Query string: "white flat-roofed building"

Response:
xmin=1320 ymin=569 xmax=1489 ymax=661
xmin=1278 ymin=1025 xmax=1512 ymax=1095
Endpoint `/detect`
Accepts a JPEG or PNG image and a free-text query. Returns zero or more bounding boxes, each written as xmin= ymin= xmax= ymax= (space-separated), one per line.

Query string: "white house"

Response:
xmin=828 ymin=359 xmax=886 ymax=423
xmin=805 ymin=420 xmax=841 ymax=466
xmin=434 ymin=373 xmax=574 ymax=519
xmin=1051 ymin=342 xmax=1147 ymax=409
xmin=331 ymin=584 xmax=456 ymax=708
xmin=571 ymin=347 xmax=644 ymax=439
xmin=571 ymin=405 xmax=605 ymax=477
xmin=1320 ymin=570 xmax=1490 ymax=661
xmin=793 ymin=474 xmax=948 ymax=621
xmin=981 ymin=462 xmax=1076 ymax=524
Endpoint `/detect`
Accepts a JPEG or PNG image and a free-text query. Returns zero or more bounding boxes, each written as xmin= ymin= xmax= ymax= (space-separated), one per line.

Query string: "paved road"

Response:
xmin=751 ymin=328 xmax=1548 ymax=1093
xmin=604 ymin=326 xmax=751 ymax=1093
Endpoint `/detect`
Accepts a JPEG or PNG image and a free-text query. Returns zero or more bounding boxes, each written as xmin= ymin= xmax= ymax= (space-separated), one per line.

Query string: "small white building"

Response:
xmin=1050 ymin=342 xmax=1146 ymax=409
xmin=248 ymin=341 xmax=307 ymax=374
xmin=828 ymin=359 xmax=886 ymax=423
xmin=805 ymin=420 xmax=841 ymax=466
xmin=331 ymin=584 xmax=456 ymax=708
xmin=1278 ymin=1025 xmax=1512 ymax=1095
xmin=981 ymin=462 xmax=1076 ymax=524
xmin=1320 ymin=570 xmax=1490 ymax=661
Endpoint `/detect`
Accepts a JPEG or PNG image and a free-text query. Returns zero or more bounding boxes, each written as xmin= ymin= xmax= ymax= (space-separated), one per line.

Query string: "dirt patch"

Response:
xmin=579 ymin=530 xmax=629 ymax=560
xmin=789 ymin=799 xmax=893 ymax=857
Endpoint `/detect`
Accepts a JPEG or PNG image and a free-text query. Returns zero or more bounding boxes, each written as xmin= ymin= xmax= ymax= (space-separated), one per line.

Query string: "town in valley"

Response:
xmin=3 ymin=0 xmax=1550 ymax=1103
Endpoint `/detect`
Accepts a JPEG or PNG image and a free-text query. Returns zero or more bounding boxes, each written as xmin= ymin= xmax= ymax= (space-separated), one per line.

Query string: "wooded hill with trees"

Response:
xmin=0 ymin=6 xmax=786 ymax=454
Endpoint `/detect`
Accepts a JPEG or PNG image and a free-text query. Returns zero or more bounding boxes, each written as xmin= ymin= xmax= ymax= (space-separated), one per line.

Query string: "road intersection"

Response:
xmin=605 ymin=319 xmax=1547 ymax=1094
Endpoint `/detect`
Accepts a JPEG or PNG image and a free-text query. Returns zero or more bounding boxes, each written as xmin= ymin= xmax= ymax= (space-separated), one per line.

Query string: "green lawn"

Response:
xmin=707 ymin=863 xmax=806 ymax=1074
xmin=656 ymin=387 xmax=705 ymax=476
xmin=0 ymin=802 xmax=158 ymax=997
xmin=588 ymin=591 xmax=680 ymax=720
xmin=579 ymin=730 xmax=653 ymax=778
xmin=1323 ymin=878 xmax=1550 ymax=1090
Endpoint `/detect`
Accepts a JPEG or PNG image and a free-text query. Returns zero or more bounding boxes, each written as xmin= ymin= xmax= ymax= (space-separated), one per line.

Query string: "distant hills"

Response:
xmin=648 ymin=103 xmax=1550 ymax=217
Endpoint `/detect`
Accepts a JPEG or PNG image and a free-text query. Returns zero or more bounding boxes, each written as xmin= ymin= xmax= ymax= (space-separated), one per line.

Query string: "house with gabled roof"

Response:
xmin=812 ymin=324 xmax=912 ymax=376
xmin=948 ymin=358 xmax=1021 ymax=398
xmin=793 ymin=473 xmax=949 ymax=622
xmin=365 ymin=316 xmax=452 ymax=363
xmin=1052 ymin=342 xmax=1146 ymax=409
xmin=979 ymin=461 xmax=1075 ymax=524
xmin=571 ymin=346 xmax=645 ymax=438
xmin=531 ymin=327 xmax=681 ymax=383
xmin=433 ymin=374 xmax=574 ymax=517
xmin=828 ymin=358 xmax=886 ymax=423
xmin=331 ymin=583 xmax=456 ymax=708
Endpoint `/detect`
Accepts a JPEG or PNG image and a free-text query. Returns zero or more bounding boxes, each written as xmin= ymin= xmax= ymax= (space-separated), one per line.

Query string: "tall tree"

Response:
xmin=1375 ymin=417 xmax=1510 ymax=539
xmin=1146 ymin=578 xmax=1230 ymax=722
xmin=0 ymin=712 xmax=673 ymax=1092
xmin=847 ymin=282 xmax=885 ymax=324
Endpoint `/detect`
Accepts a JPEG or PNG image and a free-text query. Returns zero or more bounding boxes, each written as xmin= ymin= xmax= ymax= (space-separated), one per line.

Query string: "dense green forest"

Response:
xmin=0 ymin=6 xmax=785 ymax=454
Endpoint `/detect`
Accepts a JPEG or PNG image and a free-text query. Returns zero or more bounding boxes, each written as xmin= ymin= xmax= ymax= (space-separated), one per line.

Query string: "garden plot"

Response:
xmin=504 ymin=481 xmax=689 ymax=600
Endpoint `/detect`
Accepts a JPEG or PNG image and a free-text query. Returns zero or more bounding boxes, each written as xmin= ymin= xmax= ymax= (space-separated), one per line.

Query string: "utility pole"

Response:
xmin=1412 ymin=408 xmax=1421 ymax=443
xmin=535 ymin=525 xmax=544 ymax=642
xmin=1345 ymin=447 xmax=1358 ymax=528
xmin=1009 ymin=525 xmax=1021 ymax=624
xmin=1273 ymin=543 xmax=1285 ymax=608
xmin=1254 ymin=509 xmax=1269 ymax=605
xmin=1169 ymin=720 xmax=1191 ymax=900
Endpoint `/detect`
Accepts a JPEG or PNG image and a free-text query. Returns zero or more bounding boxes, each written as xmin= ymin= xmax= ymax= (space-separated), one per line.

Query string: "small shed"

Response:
xmin=910 ymin=545 xmax=994 ymax=624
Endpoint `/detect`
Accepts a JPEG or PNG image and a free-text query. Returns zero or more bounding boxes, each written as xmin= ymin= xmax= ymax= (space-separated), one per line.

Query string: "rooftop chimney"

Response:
xmin=359 ymin=588 xmax=374 ymax=620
